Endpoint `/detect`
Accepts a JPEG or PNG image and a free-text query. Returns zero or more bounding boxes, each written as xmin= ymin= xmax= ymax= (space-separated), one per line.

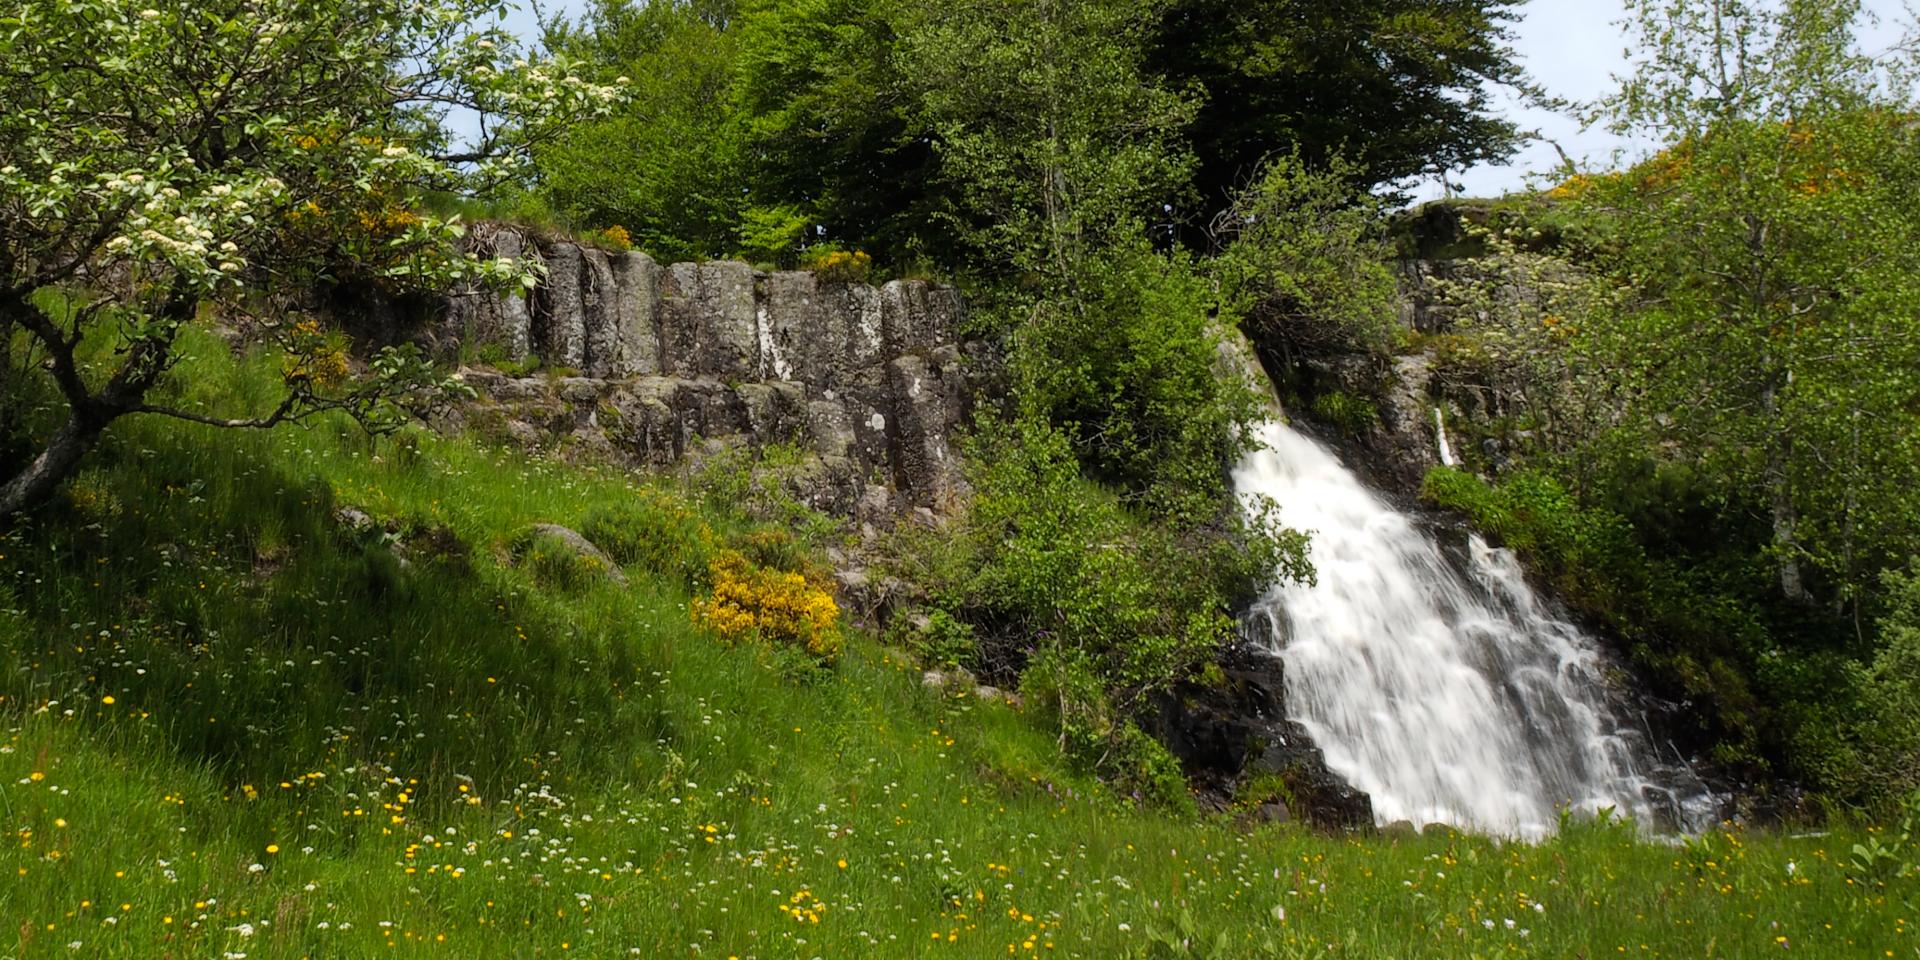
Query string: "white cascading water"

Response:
xmin=1233 ymin=416 xmax=1709 ymax=837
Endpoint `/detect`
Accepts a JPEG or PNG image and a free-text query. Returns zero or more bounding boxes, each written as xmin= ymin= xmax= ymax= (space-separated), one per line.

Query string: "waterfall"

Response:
xmin=1433 ymin=408 xmax=1456 ymax=467
xmin=1233 ymin=417 xmax=1712 ymax=837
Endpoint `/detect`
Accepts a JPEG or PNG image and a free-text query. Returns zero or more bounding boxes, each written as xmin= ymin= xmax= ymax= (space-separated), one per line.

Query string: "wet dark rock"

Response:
xmin=1152 ymin=641 xmax=1374 ymax=832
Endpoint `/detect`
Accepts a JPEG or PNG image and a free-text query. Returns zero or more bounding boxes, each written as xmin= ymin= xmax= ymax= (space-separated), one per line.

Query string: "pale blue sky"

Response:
xmin=1412 ymin=0 xmax=1916 ymax=201
xmin=494 ymin=0 xmax=1915 ymax=204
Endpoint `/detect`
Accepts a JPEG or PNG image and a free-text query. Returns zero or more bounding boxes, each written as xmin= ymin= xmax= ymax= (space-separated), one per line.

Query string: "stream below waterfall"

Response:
xmin=1233 ymin=417 xmax=1716 ymax=837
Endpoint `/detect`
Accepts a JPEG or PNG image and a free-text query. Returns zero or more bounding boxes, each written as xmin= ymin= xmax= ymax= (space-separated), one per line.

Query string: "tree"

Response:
xmin=1576 ymin=0 xmax=1920 ymax=608
xmin=730 ymin=0 xmax=937 ymax=263
xmin=1149 ymin=0 xmax=1525 ymax=223
xmin=897 ymin=0 xmax=1196 ymax=280
xmin=1212 ymin=154 xmax=1399 ymax=358
xmin=539 ymin=0 xmax=748 ymax=261
xmin=0 ymin=0 xmax=618 ymax=516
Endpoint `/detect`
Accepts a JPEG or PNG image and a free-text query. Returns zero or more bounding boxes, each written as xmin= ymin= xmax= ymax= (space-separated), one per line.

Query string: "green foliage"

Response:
xmin=889 ymin=415 xmax=1305 ymax=804
xmin=1420 ymin=468 xmax=1640 ymax=603
xmin=579 ymin=493 xmax=718 ymax=587
xmin=518 ymin=527 xmax=615 ymax=591
xmin=1149 ymin=0 xmax=1524 ymax=213
xmin=1846 ymin=564 xmax=1920 ymax=799
xmin=1013 ymin=243 xmax=1262 ymax=521
xmin=732 ymin=201 xmax=816 ymax=267
xmin=540 ymin=0 xmax=747 ymax=261
xmin=898 ymin=0 xmax=1196 ymax=278
xmin=907 ymin=608 xmax=978 ymax=671
xmin=1396 ymin=0 xmax=1920 ymax=801
xmin=0 ymin=0 xmax=617 ymax=514
xmin=730 ymin=0 xmax=936 ymax=260
xmin=1846 ymin=790 xmax=1920 ymax=891
xmin=1214 ymin=154 xmax=1398 ymax=355
xmin=1307 ymin=392 xmax=1379 ymax=438
xmin=0 ymin=338 xmax=1915 ymax=954
xmin=1421 ymin=466 xmax=1775 ymax=766
xmin=683 ymin=441 xmax=845 ymax=548
xmin=1574 ymin=0 xmax=1920 ymax=607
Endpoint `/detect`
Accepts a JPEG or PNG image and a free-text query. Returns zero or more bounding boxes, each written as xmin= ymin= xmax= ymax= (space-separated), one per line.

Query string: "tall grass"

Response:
xmin=0 ymin=328 xmax=1915 ymax=958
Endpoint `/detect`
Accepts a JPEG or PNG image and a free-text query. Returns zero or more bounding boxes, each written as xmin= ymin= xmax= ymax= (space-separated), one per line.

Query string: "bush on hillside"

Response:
xmin=1850 ymin=564 xmax=1920 ymax=801
xmin=581 ymin=493 xmax=718 ymax=587
xmin=691 ymin=549 xmax=844 ymax=664
xmin=886 ymin=415 xmax=1307 ymax=805
xmin=1013 ymin=241 xmax=1266 ymax=524
xmin=1214 ymin=154 xmax=1398 ymax=357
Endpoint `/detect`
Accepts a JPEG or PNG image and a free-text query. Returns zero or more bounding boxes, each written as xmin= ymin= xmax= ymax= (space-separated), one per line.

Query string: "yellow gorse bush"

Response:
xmin=600 ymin=224 xmax=633 ymax=251
xmin=803 ymin=248 xmax=872 ymax=284
xmin=691 ymin=550 xmax=843 ymax=662
xmin=281 ymin=319 xmax=353 ymax=389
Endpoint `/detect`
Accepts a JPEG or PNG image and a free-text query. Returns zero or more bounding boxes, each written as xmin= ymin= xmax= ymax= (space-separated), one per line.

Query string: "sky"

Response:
xmin=1409 ymin=0 xmax=1915 ymax=201
xmin=496 ymin=0 xmax=1915 ymax=203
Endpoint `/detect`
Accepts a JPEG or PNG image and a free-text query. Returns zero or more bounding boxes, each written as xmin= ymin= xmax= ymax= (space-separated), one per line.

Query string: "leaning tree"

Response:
xmin=0 ymin=0 xmax=620 ymax=515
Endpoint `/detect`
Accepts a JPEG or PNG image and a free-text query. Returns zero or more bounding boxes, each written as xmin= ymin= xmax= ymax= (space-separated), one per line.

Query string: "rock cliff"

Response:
xmin=437 ymin=225 xmax=985 ymax=518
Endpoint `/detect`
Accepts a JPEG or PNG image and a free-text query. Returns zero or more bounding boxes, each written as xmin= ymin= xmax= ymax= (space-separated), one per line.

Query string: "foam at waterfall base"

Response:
xmin=1233 ymin=418 xmax=1714 ymax=838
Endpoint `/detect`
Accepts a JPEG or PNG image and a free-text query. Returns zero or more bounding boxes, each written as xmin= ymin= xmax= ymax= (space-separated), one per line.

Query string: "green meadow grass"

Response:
xmin=1 ymin=329 xmax=1916 ymax=958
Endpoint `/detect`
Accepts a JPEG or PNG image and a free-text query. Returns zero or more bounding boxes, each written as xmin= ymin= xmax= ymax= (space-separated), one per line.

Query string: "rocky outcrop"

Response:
xmin=1251 ymin=256 xmax=1517 ymax=501
xmin=442 ymin=228 xmax=538 ymax=361
xmin=516 ymin=523 xmax=628 ymax=587
xmin=437 ymin=226 xmax=985 ymax=518
xmin=1153 ymin=640 xmax=1374 ymax=831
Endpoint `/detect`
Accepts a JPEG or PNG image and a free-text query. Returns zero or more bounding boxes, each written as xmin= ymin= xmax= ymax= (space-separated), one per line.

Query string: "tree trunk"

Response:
xmin=1769 ymin=464 xmax=1809 ymax=603
xmin=1760 ymin=377 xmax=1811 ymax=605
xmin=0 ymin=412 xmax=107 ymax=517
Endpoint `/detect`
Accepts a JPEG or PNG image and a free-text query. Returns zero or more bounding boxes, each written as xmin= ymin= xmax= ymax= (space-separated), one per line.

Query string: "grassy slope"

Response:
xmin=0 ymin=330 xmax=1914 ymax=959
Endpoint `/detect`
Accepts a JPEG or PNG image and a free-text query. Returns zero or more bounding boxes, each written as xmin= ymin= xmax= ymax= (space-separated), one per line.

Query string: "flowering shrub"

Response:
xmin=583 ymin=224 xmax=633 ymax=252
xmin=0 ymin=0 xmax=624 ymax=514
xmin=691 ymin=550 xmax=843 ymax=663
xmin=802 ymin=248 xmax=872 ymax=284
xmin=281 ymin=320 xmax=354 ymax=390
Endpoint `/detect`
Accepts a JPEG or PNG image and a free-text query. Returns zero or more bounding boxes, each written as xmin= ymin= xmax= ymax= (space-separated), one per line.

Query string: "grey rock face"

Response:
xmin=760 ymin=271 xmax=832 ymax=384
xmin=660 ymin=261 xmax=759 ymax=378
xmin=880 ymin=280 xmax=961 ymax=355
xmin=445 ymin=238 xmax=981 ymax=520
xmin=885 ymin=351 xmax=966 ymax=510
xmin=581 ymin=247 xmax=620 ymax=378
xmin=612 ymin=251 xmax=663 ymax=376
xmin=538 ymin=243 xmax=588 ymax=369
